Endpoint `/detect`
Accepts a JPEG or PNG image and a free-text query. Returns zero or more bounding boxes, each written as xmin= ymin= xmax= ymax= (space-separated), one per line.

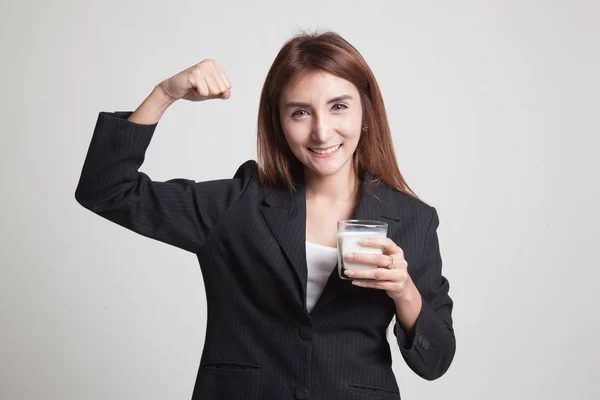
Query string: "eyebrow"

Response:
xmin=284 ymin=94 xmax=354 ymax=109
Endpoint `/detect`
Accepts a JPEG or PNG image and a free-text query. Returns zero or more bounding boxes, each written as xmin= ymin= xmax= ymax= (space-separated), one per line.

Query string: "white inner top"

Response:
xmin=305 ymin=241 xmax=338 ymax=312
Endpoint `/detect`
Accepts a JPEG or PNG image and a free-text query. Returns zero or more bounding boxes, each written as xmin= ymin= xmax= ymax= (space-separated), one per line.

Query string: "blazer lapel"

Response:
xmin=311 ymin=175 xmax=402 ymax=314
xmin=259 ymin=174 xmax=403 ymax=316
xmin=260 ymin=184 xmax=308 ymax=302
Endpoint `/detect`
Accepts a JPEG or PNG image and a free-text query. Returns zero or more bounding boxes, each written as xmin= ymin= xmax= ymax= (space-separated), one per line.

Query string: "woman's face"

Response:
xmin=279 ymin=71 xmax=363 ymax=179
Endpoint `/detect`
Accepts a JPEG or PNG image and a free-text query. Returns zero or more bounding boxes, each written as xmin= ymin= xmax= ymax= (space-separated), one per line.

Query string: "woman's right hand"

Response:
xmin=158 ymin=59 xmax=232 ymax=103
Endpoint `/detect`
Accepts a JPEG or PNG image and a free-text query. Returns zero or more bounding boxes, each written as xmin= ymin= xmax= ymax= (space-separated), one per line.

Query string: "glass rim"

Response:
xmin=337 ymin=219 xmax=388 ymax=228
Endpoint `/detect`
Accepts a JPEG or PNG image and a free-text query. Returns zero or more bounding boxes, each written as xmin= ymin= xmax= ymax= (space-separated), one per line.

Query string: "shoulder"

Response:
xmin=228 ymin=160 xmax=261 ymax=192
xmin=389 ymin=188 xmax=432 ymax=212
xmin=229 ymin=159 xmax=264 ymax=197
xmin=386 ymin=186 xmax=439 ymax=229
xmin=233 ymin=159 xmax=259 ymax=179
xmin=188 ymin=160 xmax=259 ymax=196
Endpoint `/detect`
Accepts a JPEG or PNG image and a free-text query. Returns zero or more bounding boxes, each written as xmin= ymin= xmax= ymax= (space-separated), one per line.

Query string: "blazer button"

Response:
xmin=418 ymin=335 xmax=429 ymax=350
xmin=299 ymin=326 xmax=313 ymax=340
xmin=294 ymin=387 xmax=308 ymax=399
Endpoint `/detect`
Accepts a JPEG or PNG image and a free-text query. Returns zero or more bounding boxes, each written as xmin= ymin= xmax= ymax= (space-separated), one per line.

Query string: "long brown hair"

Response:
xmin=256 ymin=30 xmax=418 ymax=199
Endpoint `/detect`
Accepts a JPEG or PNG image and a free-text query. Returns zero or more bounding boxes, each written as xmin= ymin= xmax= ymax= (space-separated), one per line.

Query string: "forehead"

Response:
xmin=280 ymin=71 xmax=358 ymax=101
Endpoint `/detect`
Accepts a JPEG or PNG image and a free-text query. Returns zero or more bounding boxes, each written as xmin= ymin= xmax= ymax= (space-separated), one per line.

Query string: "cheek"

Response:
xmin=282 ymin=122 xmax=309 ymax=147
xmin=341 ymin=121 xmax=362 ymax=141
xmin=341 ymin=113 xmax=363 ymax=138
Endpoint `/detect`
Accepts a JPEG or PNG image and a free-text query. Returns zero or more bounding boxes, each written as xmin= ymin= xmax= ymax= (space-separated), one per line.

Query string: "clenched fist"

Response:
xmin=159 ymin=59 xmax=232 ymax=102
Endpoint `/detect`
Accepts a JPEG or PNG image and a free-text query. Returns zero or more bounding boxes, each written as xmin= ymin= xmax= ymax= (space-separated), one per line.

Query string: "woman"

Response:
xmin=75 ymin=31 xmax=455 ymax=399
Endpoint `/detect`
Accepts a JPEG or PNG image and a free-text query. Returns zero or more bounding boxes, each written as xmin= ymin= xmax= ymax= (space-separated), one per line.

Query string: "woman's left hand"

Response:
xmin=344 ymin=238 xmax=414 ymax=301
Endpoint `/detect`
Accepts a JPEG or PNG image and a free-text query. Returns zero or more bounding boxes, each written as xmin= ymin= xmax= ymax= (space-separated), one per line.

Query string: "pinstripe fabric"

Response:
xmin=75 ymin=112 xmax=456 ymax=399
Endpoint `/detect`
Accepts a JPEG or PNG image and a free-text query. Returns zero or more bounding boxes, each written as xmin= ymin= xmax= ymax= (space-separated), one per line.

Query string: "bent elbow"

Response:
xmin=422 ymin=336 xmax=456 ymax=381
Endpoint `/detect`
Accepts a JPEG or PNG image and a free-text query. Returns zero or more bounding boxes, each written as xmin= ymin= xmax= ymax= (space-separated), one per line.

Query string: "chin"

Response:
xmin=305 ymin=157 xmax=352 ymax=178
xmin=308 ymin=167 xmax=341 ymax=177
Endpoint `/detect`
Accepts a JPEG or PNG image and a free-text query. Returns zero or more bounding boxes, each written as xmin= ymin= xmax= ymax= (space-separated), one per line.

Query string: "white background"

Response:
xmin=1 ymin=0 xmax=598 ymax=399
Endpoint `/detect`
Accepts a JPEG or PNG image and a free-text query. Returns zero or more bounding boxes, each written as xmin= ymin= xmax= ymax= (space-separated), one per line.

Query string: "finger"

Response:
xmin=345 ymin=252 xmax=394 ymax=268
xmin=192 ymin=74 xmax=210 ymax=97
xmin=345 ymin=266 xmax=395 ymax=281
xmin=359 ymin=238 xmax=403 ymax=256
xmin=203 ymin=74 xmax=221 ymax=97
xmin=206 ymin=63 xmax=232 ymax=99
xmin=205 ymin=63 xmax=228 ymax=93
xmin=187 ymin=64 xmax=208 ymax=97
xmin=352 ymin=279 xmax=396 ymax=291
xmin=212 ymin=59 xmax=232 ymax=90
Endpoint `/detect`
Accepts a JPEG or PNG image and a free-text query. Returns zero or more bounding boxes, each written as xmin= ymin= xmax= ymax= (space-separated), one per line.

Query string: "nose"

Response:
xmin=311 ymin=116 xmax=334 ymax=143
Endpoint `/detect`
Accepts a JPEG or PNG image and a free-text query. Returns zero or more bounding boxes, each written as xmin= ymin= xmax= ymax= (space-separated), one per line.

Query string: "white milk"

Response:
xmin=337 ymin=230 xmax=387 ymax=271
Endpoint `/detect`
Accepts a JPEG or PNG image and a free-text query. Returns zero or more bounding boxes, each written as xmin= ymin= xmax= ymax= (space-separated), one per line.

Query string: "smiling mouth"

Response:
xmin=308 ymin=144 xmax=342 ymax=155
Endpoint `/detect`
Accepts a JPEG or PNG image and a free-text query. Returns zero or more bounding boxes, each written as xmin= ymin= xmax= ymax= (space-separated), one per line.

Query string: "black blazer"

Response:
xmin=75 ymin=112 xmax=456 ymax=400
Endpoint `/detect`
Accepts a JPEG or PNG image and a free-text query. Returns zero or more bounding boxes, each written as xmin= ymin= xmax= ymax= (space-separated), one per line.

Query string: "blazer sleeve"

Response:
xmin=75 ymin=111 xmax=255 ymax=254
xmin=393 ymin=207 xmax=456 ymax=380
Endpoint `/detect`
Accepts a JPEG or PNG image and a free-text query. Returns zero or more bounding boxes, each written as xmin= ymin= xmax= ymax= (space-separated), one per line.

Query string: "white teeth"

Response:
xmin=310 ymin=144 xmax=341 ymax=154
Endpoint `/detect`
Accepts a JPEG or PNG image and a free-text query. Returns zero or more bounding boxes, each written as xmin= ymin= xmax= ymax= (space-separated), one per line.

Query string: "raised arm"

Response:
xmin=74 ymin=60 xmax=253 ymax=254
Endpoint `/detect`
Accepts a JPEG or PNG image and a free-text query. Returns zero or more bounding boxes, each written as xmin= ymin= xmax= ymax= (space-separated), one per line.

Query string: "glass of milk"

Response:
xmin=337 ymin=220 xmax=388 ymax=280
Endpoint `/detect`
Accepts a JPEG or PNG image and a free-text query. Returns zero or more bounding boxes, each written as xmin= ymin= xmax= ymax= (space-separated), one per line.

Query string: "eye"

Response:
xmin=332 ymin=103 xmax=348 ymax=111
xmin=292 ymin=109 xmax=308 ymax=118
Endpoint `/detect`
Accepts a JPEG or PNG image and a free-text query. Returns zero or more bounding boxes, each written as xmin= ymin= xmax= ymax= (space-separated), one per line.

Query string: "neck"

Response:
xmin=304 ymin=163 xmax=360 ymax=203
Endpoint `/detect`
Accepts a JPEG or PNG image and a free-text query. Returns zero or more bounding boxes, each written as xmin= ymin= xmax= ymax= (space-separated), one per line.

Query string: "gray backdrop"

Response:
xmin=1 ymin=0 xmax=598 ymax=399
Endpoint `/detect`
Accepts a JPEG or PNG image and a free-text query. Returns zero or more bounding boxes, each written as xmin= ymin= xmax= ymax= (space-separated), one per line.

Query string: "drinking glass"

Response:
xmin=337 ymin=220 xmax=388 ymax=280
